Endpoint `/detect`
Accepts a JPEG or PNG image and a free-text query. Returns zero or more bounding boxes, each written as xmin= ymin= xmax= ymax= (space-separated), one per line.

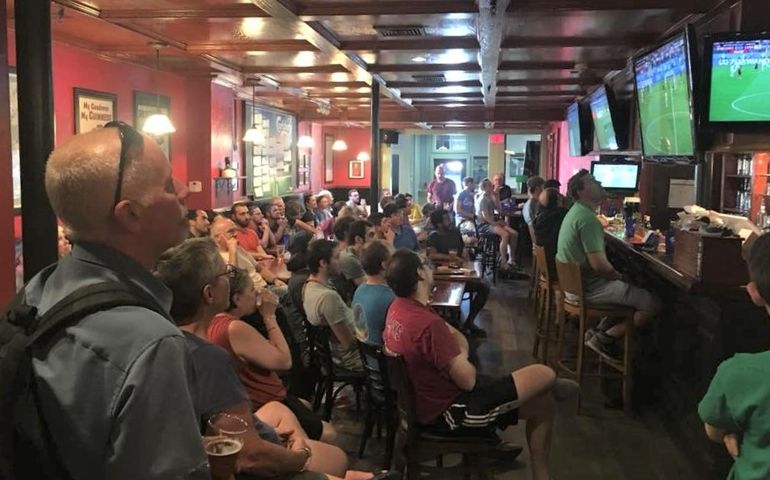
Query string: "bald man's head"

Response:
xmin=46 ymin=124 xmax=188 ymax=264
xmin=210 ymin=217 xmax=236 ymax=251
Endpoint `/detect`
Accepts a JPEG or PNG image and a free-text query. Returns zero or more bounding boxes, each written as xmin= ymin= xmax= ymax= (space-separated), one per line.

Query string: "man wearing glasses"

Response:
xmin=16 ymin=123 xmax=208 ymax=479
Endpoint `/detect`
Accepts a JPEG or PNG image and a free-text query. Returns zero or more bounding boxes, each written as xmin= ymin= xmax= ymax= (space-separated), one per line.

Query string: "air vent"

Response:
xmin=374 ymin=25 xmax=426 ymax=38
xmin=411 ymin=74 xmax=446 ymax=83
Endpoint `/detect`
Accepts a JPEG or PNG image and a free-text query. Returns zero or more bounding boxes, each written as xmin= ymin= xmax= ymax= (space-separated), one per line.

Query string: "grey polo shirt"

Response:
xmin=23 ymin=242 xmax=208 ymax=480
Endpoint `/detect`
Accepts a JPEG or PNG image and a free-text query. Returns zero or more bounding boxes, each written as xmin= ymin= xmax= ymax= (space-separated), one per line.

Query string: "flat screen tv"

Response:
xmin=703 ymin=31 xmax=770 ymax=130
xmin=588 ymin=85 xmax=622 ymax=151
xmin=590 ymin=160 xmax=640 ymax=191
xmin=566 ymin=101 xmax=591 ymax=156
xmin=633 ymin=28 xmax=697 ymax=158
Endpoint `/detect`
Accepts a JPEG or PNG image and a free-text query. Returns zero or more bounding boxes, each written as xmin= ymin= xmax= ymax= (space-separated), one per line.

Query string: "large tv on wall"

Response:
xmin=566 ymin=101 xmax=591 ymax=157
xmin=703 ymin=31 xmax=770 ymax=130
xmin=588 ymin=84 xmax=623 ymax=151
xmin=633 ymin=27 xmax=697 ymax=158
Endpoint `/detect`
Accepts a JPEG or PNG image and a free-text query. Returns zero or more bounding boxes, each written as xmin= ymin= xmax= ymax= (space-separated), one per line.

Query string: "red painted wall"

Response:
xmin=8 ymin=32 xmax=189 ymax=182
xmin=321 ymin=127 xmax=371 ymax=188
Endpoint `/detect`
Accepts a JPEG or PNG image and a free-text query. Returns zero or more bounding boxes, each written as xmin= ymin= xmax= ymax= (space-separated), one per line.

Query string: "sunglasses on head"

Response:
xmin=104 ymin=121 xmax=144 ymax=208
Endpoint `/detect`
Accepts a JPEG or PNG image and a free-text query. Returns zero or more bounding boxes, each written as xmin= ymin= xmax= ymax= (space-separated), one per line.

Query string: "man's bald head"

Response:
xmin=46 ymin=125 xmax=187 ymax=264
xmin=210 ymin=217 xmax=235 ymax=238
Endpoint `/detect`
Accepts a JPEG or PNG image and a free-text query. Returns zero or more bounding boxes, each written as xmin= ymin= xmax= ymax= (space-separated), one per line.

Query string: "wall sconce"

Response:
xmin=332 ymin=139 xmax=348 ymax=151
xmin=297 ymin=135 xmax=314 ymax=149
xmin=356 ymin=151 xmax=370 ymax=161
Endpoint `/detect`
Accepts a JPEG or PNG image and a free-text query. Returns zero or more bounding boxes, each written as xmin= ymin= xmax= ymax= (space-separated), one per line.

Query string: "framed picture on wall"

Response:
xmin=74 ymin=88 xmax=117 ymax=134
xmin=349 ymin=160 xmax=364 ymax=179
xmin=9 ymin=70 xmax=20 ymax=211
xmin=324 ymin=134 xmax=334 ymax=183
xmin=134 ymin=90 xmax=171 ymax=160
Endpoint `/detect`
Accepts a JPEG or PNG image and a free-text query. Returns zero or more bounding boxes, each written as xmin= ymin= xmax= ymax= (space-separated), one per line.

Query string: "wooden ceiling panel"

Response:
xmin=121 ymin=17 xmax=304 ymax=45
xmin=215 ymin=50 xmax=339 ymax=68
xmin=313 ymin=12 xmax=475 ymax=37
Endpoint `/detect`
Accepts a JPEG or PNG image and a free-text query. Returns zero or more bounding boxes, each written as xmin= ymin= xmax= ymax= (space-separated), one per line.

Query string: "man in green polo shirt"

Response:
xmin=699 ymin=232 xmax=770 ymax=480
xmin=556 ymin=169 xmax=660 ymax=359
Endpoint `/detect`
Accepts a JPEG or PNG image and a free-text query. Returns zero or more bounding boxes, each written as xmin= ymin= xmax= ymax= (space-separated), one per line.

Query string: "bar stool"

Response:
xmin=528 ymin=225 xmax=540 ymax=306
xmin=477 ymin=232 xmax=500 ymax=284
xmin=554 ymin=261 xmax=636 ymax=413
xmin=532 ymin=245 xmax=560 ymax=365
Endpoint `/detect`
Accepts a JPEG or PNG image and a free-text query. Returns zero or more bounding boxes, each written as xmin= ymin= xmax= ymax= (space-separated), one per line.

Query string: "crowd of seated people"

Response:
xmin=20 ymin=123 xmax=585 ymax=480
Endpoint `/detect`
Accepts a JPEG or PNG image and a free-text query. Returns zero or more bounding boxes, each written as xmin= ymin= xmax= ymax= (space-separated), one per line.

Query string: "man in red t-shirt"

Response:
xmin=427 ymin=164 xmax=457 ymax=211
xmin=231 ymin=202 xmax=273 ymax=261
xmin=383 ymin=249 xmax=578 ymax=480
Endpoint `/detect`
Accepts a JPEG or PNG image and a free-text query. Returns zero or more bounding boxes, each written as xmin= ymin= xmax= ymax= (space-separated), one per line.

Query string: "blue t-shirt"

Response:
xmin=393 ymin=225 xmax=419 ymax=250
xmin=352 ymin=284 xmax=395 ymax=345
xmin=457 ymin=190 xmax=475 ymax=217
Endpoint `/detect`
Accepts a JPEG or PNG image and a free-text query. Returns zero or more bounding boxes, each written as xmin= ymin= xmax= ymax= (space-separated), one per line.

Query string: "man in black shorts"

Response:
xmin=383 ymin=249 xmax=578 ymax=480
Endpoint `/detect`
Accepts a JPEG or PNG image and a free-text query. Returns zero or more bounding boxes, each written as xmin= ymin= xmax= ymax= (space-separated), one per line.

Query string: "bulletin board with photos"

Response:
xmin=244 ymin=102 xmax=296 ymax=199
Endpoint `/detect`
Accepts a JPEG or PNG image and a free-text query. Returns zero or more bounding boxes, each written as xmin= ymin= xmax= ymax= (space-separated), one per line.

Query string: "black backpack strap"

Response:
xmin=28 ymin=281 xmax=169 ymax=347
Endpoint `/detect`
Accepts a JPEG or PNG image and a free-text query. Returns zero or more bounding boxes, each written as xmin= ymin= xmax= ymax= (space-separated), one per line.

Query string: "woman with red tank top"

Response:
xmin=207 ymin=267 xmax=337 ymax=442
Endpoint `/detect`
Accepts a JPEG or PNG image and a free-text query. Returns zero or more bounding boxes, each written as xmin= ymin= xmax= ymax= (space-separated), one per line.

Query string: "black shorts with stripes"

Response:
xmin=438 ymin=374 xmax=519 ymax=433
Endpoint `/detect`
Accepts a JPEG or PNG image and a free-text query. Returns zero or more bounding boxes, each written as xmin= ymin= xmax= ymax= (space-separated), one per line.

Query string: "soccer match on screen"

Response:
xmin=635 ymin=36 xmax=695 ymax=156
xmin=709 ymin=39 xmax=770 ymax=122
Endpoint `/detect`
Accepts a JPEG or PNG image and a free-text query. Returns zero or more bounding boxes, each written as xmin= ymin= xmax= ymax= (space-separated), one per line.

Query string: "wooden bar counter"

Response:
xmin=602 ymin=230 xmax=770 ymax=479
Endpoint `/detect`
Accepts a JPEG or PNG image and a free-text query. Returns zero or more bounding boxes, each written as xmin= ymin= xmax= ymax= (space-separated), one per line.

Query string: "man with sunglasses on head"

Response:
xmin=18 ymin=122 xmax=208 ymax=479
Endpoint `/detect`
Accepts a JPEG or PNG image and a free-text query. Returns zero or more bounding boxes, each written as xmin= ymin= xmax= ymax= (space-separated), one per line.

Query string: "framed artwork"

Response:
xmin=349 ymin=160 xmax=364 ymax=179
xmin=133 ymin=90 xmax=171 ymax=160
xmin=324 ymin=134 xmax=334 ymax=182
xmin=74 ymin=88 xmax=116 ymax=134
xmin=9 ymin=70 xmax=20 ymax=211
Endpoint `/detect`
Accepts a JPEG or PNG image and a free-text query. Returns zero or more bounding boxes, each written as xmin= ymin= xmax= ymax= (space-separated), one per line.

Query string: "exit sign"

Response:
xmin=490 ymin=133 xmax=504 ymax=144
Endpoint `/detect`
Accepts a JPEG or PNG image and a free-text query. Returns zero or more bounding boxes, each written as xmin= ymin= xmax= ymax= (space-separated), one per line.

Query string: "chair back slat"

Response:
xmin=534 ymin=245 xmax=550 ymax=283
xmin=357 ymin=341 xmax=394 ymax=404
xmin=555 ymin=260 xmax=583 ymax=299
xmin=304 ymin=321 xmax=334 ymax=375
xmin=386 ymin=355 xmax=418 ymax=425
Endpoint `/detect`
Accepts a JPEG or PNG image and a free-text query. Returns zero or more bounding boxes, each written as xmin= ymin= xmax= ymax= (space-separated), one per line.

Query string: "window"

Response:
xmin=434 ymin=134 xmax=467 ymax=152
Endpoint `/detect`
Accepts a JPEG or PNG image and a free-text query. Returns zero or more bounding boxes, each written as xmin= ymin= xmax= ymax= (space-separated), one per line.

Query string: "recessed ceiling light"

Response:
xmin=412 ymin=56 xmax=428 ymax=63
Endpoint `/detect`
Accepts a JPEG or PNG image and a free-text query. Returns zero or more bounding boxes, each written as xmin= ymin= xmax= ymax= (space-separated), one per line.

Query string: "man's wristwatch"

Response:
xmin=299 ymin=446 xmax=312 ymax=472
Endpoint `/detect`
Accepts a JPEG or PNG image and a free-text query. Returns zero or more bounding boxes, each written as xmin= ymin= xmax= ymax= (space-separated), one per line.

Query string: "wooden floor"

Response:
xmin=331 ymin=276 xmax=701 ymax=479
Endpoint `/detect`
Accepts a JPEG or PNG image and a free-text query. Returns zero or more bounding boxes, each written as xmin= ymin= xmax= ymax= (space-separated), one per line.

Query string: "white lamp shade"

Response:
xmin=332 ymin=139 xmax=348 ymax=151
xmin=142 ymin=113 xmax=176 ymax=135
xmin=243 ymin=127 xmax=265 ymax=144
xmin=356 ymin=151 xmax=370 ymax=161
xmin=297 ymin=135 xmax=314 ymax=149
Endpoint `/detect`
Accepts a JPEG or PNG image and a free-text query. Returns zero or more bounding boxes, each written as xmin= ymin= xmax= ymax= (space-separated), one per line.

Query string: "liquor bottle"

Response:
xmin=759 ymin=202 xmax=769 ymax=231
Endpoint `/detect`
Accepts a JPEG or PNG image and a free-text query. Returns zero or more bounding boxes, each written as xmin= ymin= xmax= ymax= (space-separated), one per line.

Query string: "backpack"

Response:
xmin=0 ymin=265 xmax=169 ymax=480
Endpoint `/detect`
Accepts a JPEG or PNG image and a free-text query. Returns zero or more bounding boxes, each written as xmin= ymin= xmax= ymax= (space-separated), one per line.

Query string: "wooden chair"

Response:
xmin=554 ymin=261 xmax=636 ymax=413
xmin=386 ymin=355 xmax=497 ymax=479
xmin=528 ymin=225 xmax=539 ymax=304
xmin=305 ymin=322 xmax=365 ymax=420
xmin=357 ymin=341 xmax=397 ymax=470
xmin=532 ymin=245 xmax=560 ymax=365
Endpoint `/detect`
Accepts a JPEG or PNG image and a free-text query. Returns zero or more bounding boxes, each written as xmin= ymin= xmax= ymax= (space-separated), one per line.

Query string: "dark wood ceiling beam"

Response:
xmin=506 ymin=0 xmax=712 ymax=12
xmin=497 ymin=78 xmax=600 ymax=86
xmin=499 ymin=59 xmax=627 ymax=70
xmin=297 ymin=1 xmax=477 ymax=17
xmin=501 ymin=34 xmax=656 ymax=48
xmin=369 ymin=62 xmax=481 ymax=73
xmin=298 ymin=106 xmax=565 ymax=123
xmin=187 ymin=40 xmax=318 ymax=53
xmin=497 ymin=90 xmax=581 ymax=97
xmin=279 ymin=81 xmax=368 ymax=88
xmin=99 ymin=5 xmax=268 ymax=19
xmin=389 ymin=80 xmax=482 ymax=88
xmin=242 ymin=64 xmax=349 ymax=74
xmin=405 ymin=92 xmax=484 ymax=99
xmin=341 ymin=37 xmax=479 ymax=52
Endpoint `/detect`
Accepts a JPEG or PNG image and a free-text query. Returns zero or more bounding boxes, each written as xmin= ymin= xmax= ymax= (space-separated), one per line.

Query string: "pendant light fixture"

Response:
xmin=243 ymin=80 xmax=265 ymax=144
xmin=297 ymin=135 xmax=314 ymax=149
xmin=142 ymin=43 xmax=176 ymax=136
xmin=332 ymin=139 xmax=348 ymax=151
xmin=356 ymin=151 xmax=370 ymax=161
